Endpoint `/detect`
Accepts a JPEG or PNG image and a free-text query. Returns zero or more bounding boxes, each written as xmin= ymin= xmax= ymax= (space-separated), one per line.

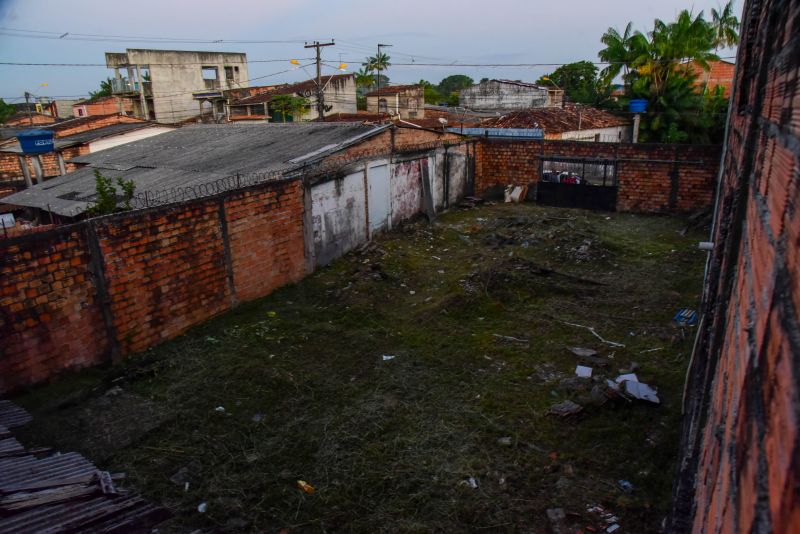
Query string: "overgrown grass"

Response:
xmin=14 ymin=203 xmax=708 ymax=532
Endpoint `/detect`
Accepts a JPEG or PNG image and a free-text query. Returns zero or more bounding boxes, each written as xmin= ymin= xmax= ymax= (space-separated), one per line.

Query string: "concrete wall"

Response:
xmin=460 ymin=80 xmax=561 ymax=111
xmin=298 ymin=76 xmax=358 ymax=121
xmin=366 ymin=88 xmax=424 ymax=119
xmin=669 ymin=0 xmax=800 ymax=532
xmin=310 ymin=170 xmax=367 ymax=266
xmin=556 ymin=125 xmax=628 ymax=142
xmin=108 ymin=49 xmax=249 ymax=124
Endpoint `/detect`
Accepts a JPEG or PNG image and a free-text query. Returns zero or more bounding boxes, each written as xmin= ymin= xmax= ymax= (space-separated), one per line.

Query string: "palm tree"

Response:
xmin=354 ymin=68 xmax=375 ymax=96
xmin=363 ymin=52 xmax=391 ymax=89
xmin=711 ymin=1 xmax=740 ymax=50
xmin=598 ymin=22 xmax=649 ymax=88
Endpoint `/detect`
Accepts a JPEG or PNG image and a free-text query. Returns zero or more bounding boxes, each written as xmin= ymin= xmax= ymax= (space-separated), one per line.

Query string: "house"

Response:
xmin=227 ymin=75 xmax=357 ymax=121
xmin=44 ymin=99 xmax=81 ymax=119
xmin=2 ymin=112 xmax=56 ymax=127
xmin=0 ymin=115 xmax=174 ymax=191
xmin=682 ymin=59 xmax=735 ymax=96
xmin=104 ymin=49 xmax=249 ymax=123
xmin=481 ymin=105 xmax=630 ymax=142
xmin=2 ymin=123 xmax=468 ymax=237
xmin=365 ymin=85 xmax=424 ymax=119
xmin=459 ymin=79 xmax=564 ymax=111
xmin=72 ymin=96 xmax=134 ymax=118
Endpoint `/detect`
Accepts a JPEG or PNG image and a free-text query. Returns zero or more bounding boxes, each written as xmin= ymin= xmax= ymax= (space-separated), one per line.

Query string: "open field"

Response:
xmin=13 ymin=202 xmax=708 ymax=533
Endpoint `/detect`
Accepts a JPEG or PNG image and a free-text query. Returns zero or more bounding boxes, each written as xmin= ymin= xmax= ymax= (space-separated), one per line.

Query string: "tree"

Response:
xmin=598 ymin=22 xmax=650 ymax=87
xmin=437 ymin=75 xmax=474 ymax=96
xmin=0 ymin=99 xmax=15 ymax=124
xmin=354 ymin=68 xmax=375 ymax=95
xmin=537 ymin=61 xmax=600 ymax=104
xmin=270 ymin=94 xmax=311 ymax=123
xmin=363 ymin=52 xmax=391 ymax=81
xmin=418 ymin=80 xmax=443 ymax=104
xmin=89 ymin=78 xmax=114 ymax=100
xmin=86 ymin=170 xmax=136 ymax=216
xmin=711 ymin=1 xmax=740 ymax=50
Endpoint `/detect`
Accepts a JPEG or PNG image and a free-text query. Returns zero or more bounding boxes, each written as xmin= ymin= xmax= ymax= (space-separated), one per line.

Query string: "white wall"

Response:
xmin=558 ymin=126 xmax=629 ymax=142
xmin=310 ymin=170 xmax=367 ymax=266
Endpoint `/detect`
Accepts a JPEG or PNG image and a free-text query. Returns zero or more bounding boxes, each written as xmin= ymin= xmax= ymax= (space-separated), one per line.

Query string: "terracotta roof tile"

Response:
xmin=481 ymin=104 xmax=629 ymax=133
xmin=364 ymin=84 xmax=420 ymax=97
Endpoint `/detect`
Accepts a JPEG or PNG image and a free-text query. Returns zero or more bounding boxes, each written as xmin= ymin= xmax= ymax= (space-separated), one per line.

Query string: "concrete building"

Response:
xmin=228 ymin=75 xmax=357 ymax=121
xmin=365 ymin=85 xmax=424 ymax=119
xmin=105 ymin=49 xmax=249 ymax=124
xmin=459 ymin=79 xmax=564 ymax=112
xmin=72 ymin=96 xmax=134 ymax=118
xmin=481 ymin=105 xmax=630 ymax=142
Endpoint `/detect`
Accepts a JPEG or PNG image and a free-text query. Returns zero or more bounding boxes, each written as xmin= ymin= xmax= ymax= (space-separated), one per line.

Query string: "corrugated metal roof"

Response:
xmin=0 ymin=400 xmax=33 ymax=428
xmin=0 ymin=400 xmax=170 ymax=533
xmin=3 ymin=122 xmax=388 ymax=216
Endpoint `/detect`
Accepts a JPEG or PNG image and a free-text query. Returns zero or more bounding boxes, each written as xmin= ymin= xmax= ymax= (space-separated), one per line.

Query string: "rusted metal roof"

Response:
xmin=0 ymin=400 xmax=170 ymax=533
xmin=234 ymin=74 xmax=354 ymax=105
xmin=481 ymin=104 xmax=629 ymax=134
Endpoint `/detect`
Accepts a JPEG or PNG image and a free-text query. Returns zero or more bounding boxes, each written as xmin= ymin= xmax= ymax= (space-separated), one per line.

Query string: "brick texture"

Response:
xmin=474 ymin=139 xmax=720 ymax=212
xmin=669 ymin=0 xmax=800 ymax=533
xmin=0 ymin=177 xmax=306 ymax=393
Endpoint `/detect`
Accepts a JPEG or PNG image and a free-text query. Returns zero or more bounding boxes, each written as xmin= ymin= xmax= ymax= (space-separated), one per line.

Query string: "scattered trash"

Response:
xmin=607 ymin=524 xmax=621 ymax=533
xmin=382 ymin=354 xmax=396 ymax=361
xmin=672 ymin=308 xmax=697 ymax=326
xmin=409 ymin=290 xmax=416 ymax=295
xmin=492 ymin=333 xmax=529 ymax=345
xmin=569 ymin=347 xmax=610 ymax=367
xmin=184 ymin=482 xmax=189 ymax=492
xmin=639 ymin=347 xmax=663 ymax=354
xmin=197 ymin=502 xmax=208 ymax=513
xmin=615 ymin=373 xmax=639 ymax=384
xmin=497 ymin=436 xmax=513 ymax=446
xmin=296 ymin=480 xmax=315 ymax=494
xmin=251 ymin=413 xmax=264 ymax=423
xmin=618 ymin=479 xmax=634 ymax=493
xmin=563 ymin=322 xmax=625 ymax=348
xmin=466 ymin=477 xmax=478 ymax=489
xmin=504 ymin=184 xmax=528 ymax=203
xmin=610 ymin=374 xmax=661 ymax=404
xmin=575 ymin=365 xmax=593 ymax=378
xmin=459 ymin=196 xmax=484 ymax=209
xmin=548 ymin=399 xmax=583 ymax=417
xmin=214 ymin=406 xmax=226 ymax=413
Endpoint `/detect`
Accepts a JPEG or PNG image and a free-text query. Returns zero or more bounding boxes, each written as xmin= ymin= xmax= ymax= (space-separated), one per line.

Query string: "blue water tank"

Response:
xmin=17 ymin=130 xmax=55 ymax=154
xmin=629 ymin=99 xmax=649 ymax=113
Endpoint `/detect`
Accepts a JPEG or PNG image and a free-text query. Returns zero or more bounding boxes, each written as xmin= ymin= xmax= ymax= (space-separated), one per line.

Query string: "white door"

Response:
xmin=367 ymin=163 xmax=390 ymax=235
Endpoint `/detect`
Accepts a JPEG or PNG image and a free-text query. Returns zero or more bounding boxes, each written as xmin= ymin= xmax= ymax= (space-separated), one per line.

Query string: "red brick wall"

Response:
xmin=669 ymin=0 xmax=800 ymax=533
xmin=0 ymin=177 xmax=306 ymax=393
xmin=0 ymin=227 xmax=109 ymax=393
xmin=0 ymin=146 xmax=90 ymax=182
xmin=474 ymin=139 xmax=720 ymax=212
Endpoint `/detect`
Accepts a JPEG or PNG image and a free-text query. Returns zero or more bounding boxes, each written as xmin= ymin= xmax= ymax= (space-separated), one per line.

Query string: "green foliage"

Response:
xmin=86 ymin=170 xmax=136 ymax=216
xmin=711 ymin=1 xmax=740 ymax=49
xmin=362 ymin=53 xmax=391 ymax=76
xmin=437 ymin=75 xmax=474 ymax=96
xmin=599 ymin=8 xmax=737 ymax=144
xmin=354 ymin=68 xmax=375 ymax=96
xmin=537 ymin=61 xmax=600 ymax=104
xmin=0 ymin=98 xmax=15 ymax=124
xmin=89 ymin=78 xmax=114 ymax=100
xmin=270 ymin=94 xmax=311 ymax=123
xmin=357 ymin=95 xmax=367 ymax=111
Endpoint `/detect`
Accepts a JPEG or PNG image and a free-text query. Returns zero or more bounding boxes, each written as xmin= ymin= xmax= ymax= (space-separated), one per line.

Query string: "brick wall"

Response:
xmin=669 ymin=0 xmax=800 ymax=533
xmin=0 ymin=177 xmax=306 ymax=393
xmin=0 ymin=146 xmax=90 ymax=182
xmin=474 ymin=139 xmax=720 ymax=212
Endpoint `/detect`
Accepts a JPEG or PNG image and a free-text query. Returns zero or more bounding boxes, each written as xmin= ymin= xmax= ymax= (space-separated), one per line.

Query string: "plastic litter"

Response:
xmin=382 ymin=354 xmax=396 ymax=361
xmin=618 ymin=479 xmax=634 ymax=492
xmin=197 ymin=502 xmax=208 ymax=513
xmin=214 ymin=406 xmax=226 ymax=413
xmin=673 ymin=308 xmax=697 ymax=326
xmin=575 ymin=365 xmax=593 ymax=378
xmin=296 ymin=480 xmax=315 ymax=494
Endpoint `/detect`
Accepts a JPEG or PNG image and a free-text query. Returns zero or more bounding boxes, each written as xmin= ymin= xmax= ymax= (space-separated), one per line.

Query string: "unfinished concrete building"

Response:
xmin=459 ymin=79 xmax=564 ymax=112
xmin=105 ymin=49 xmax=249 ymax=124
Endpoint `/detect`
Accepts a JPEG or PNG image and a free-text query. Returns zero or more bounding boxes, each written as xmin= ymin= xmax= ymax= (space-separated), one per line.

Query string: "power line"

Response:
xmin=0 ymin=58 xmax=314 ymax=67
xmin=0 ymin=27 xmax=308 ymax=44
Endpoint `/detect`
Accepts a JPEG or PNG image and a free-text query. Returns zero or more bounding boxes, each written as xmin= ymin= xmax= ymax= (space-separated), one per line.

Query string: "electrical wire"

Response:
xmin=0 ymin=27 xmax=309 ymax=44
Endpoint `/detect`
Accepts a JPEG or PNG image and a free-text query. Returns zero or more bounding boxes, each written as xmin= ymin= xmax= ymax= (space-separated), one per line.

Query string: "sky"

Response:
xmin=0 ymin=0 xmax=739 ymax=104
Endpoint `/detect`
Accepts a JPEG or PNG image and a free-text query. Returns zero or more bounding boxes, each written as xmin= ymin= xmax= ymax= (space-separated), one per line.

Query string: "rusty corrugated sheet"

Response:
xmin=0 ymin=400 xmax=170 ymax=533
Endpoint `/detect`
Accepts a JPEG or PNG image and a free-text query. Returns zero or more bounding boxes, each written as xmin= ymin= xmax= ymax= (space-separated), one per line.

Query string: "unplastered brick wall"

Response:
xmin=668 ymin=0 xmax=800 ymax=533
xmin=474 ymin=139 xmax=720 ymax=212
xmin=0 ymin=177 xmax=306 ymax=393
xmin=0 ymin=145 xmax=90 ymax=182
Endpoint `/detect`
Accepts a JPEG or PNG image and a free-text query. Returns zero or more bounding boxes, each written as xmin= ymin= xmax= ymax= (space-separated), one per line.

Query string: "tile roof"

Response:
xmin=4 ymin=122 xmax=388 ymax=216
xmin=364 ymin=84 xmax=420 ymax=97
xmin=233 ymin=75 xmax=354 ymax=105
xmin=481 ymin=104 xmax=629 ymax=133
xmin=322 ymin=111 xmax=391 ymax=123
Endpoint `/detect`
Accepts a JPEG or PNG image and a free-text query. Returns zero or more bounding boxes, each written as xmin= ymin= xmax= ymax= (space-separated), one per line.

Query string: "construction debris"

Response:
xmin=575 ymin=365 xmax=593 ymax=378
xmin=569 ymin=347 xmax=611 ymax=367
xmin=548 ymin=400 xmax=584 ymax=417
xmin=563 ymin=322 xmax=626 ymax=348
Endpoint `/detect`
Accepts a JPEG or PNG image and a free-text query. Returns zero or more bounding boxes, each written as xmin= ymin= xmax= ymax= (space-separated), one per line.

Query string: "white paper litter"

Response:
xmin=624 ymin=380 xmax=660 ymax=403
xmin=575 ymin=365 xmax=593 ymax=378
xmin=382 ymin=354 xmax=396 ymax=361
xmin=615 ymin=373 xmax=639 ymax=383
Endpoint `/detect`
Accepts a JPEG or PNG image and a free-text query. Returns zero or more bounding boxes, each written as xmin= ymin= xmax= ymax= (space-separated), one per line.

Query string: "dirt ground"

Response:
xmin=13 ymin=202 xmax=709 ymax=533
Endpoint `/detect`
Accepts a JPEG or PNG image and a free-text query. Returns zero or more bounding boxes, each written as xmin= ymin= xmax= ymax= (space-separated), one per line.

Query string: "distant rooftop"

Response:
xmin=481 ymin=104 xmax=629 ymax=133
xmin=365 ymin=84 xmax=420 ymax=97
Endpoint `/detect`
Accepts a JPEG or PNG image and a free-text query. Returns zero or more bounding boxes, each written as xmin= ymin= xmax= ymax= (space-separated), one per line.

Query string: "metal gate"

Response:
xmin=536 ymin=157 xmax=618 ymax=211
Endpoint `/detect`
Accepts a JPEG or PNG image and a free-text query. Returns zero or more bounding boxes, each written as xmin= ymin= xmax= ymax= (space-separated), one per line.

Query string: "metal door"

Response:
xmin=367 ymin=163 xmax=390 ymax=234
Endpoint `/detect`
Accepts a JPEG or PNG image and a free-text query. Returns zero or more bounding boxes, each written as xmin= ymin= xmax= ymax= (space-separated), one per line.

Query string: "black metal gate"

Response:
xmin=536 ymin=157 xmax=618 ymax=211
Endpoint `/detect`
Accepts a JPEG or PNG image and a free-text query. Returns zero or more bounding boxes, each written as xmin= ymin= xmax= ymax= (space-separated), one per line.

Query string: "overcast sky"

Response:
xmin=0 ymin=0 xmax=739 ymax=103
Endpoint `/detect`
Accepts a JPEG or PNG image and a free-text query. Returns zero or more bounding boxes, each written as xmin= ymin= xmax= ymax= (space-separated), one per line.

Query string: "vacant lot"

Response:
xmin=14 ymin=202 xmax=707 ymax=532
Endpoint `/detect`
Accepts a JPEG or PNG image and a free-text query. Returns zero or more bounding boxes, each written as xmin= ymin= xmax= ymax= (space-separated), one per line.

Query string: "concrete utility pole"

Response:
xmin=305 ymin=40 xmax=335 ymax=120
xmin=24 ymin=92 xmax=33 ymax=125
xmin=376 ymin=44 xmax=392 ymax=91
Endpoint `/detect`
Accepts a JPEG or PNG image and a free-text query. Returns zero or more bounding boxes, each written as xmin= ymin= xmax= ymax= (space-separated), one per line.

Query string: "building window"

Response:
xmin=378 ymin=98 xmax=388 ymax=113
xmin=224 ymin=66 xmax=240 ymax=82
xmin=77 ymin=108 xmax=85 ymax=117
xmin=201 ymin=67 xmax=218 ymax=80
